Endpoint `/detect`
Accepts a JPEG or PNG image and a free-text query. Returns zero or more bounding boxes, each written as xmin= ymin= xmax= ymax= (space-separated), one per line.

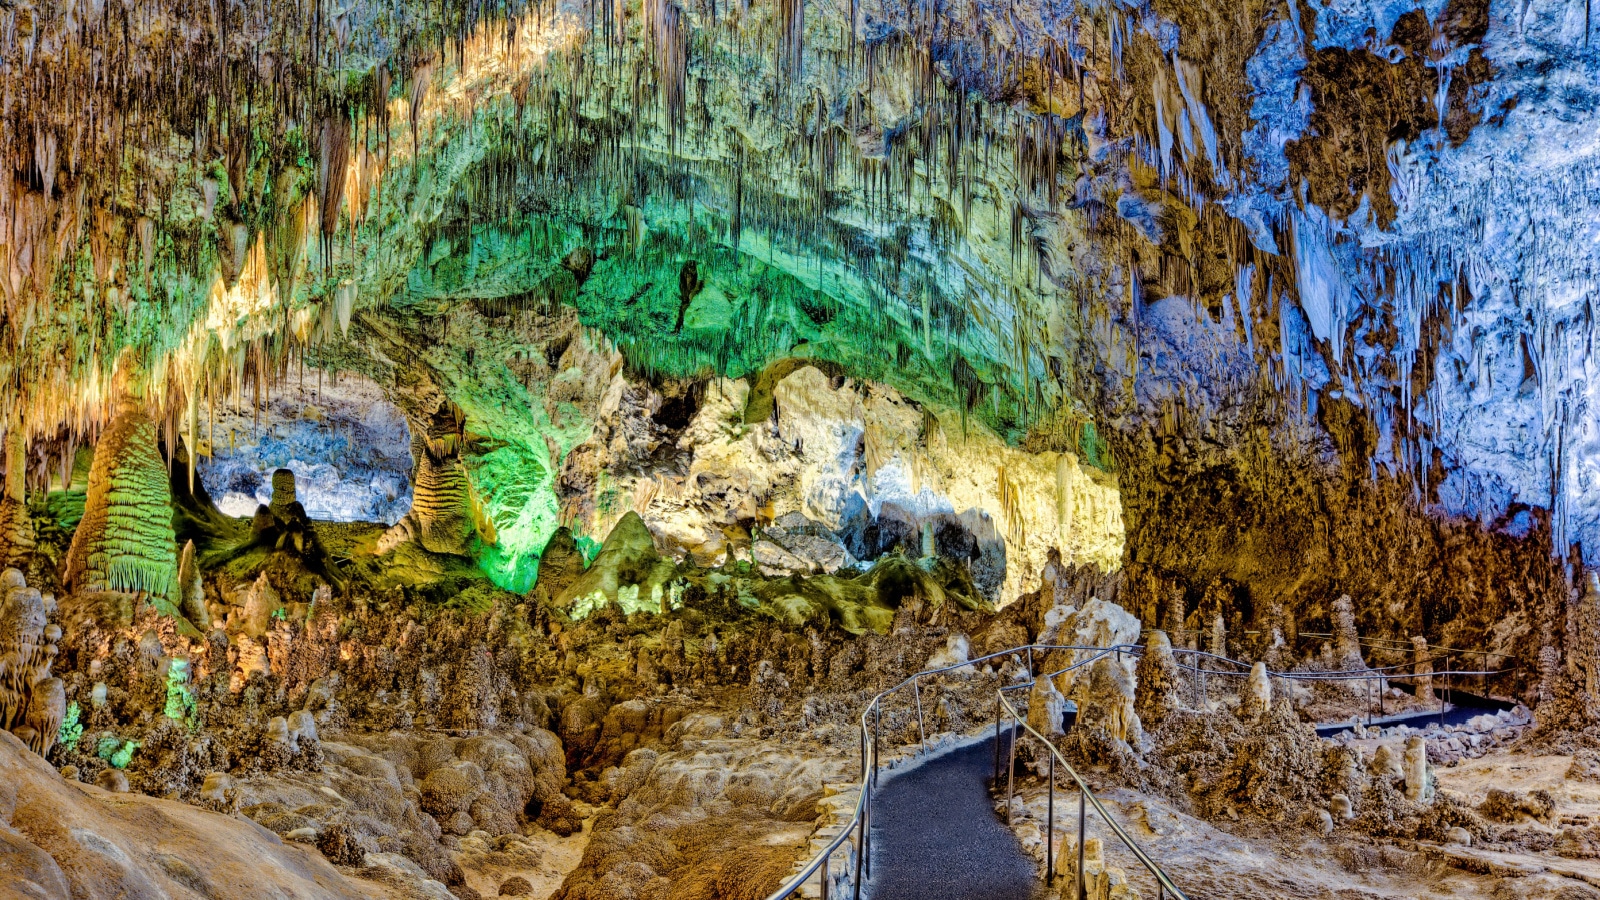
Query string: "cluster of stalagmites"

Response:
xmin=23 ymin=496 xmax=999 ymax=900
xmin=0 ymin=569 xmax=64 ymax=757
xmin=987 ymin=582 xmax=1515 ymax=896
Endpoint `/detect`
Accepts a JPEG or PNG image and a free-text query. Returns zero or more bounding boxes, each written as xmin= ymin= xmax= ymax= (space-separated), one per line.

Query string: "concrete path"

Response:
xmin=864 ymin=732 xmax=1040 ymax=900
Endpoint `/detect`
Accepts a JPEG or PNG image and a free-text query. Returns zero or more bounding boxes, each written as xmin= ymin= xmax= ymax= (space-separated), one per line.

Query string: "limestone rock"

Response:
xmin=925 ymin=633 xmax=973 ymax=675
xmin=199 ymin=772 xmax=236 ymax=804
xmin=751 ymin=512 xmax=856 ymax=576
xmin=1330 ymin=793 xmax=1354 ymax=820
xmin=95 ymin=767 xmax=129 ymax=792
xmin=1370 ymin=743 xmax=1404 ymax=780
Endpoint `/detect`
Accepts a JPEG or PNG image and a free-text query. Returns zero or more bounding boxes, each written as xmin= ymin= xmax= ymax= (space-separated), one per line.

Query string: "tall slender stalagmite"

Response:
xmin=0 ymin=415 xmax=34 ymax=566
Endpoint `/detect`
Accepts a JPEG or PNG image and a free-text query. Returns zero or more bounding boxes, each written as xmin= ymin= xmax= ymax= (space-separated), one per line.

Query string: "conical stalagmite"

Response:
xmin=178 ymin=540 xmax=209 ymax=630
xmin=63 ymin=398 xmax=180 ymax=621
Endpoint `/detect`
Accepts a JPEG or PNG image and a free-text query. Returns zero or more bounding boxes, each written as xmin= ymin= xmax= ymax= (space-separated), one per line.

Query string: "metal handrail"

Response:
xmin=762 ymin=643 xmax=1143 ymax=900
xmin=763 ymin=636 xmax=1515 ymax=899
xmin=1295 ymin=632 xmax=1514 ymax=660
xmin=998 ymin=686 xmax=1190 ymax=900
xmin=1157 ymin=645 xmax=1514 ymax=681
xmin=1153 ymin=644 xmax=1517 ymax=729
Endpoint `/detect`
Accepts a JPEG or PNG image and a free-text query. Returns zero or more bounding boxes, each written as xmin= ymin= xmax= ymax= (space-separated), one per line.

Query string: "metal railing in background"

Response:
xmin=1158 ymin=644 xmax=1516 ymax=729
xmin=761 ymin=643 xmax=1191 ymax=900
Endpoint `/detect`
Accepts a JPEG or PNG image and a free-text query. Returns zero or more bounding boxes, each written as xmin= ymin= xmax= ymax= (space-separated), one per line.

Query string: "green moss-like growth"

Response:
xmin=64 ymin=405 xmax=179 ymax=613
xmin=57 ymin=702 xmax=83 ymax=753
xmin=96 ymin=734 xmax=140 ymax=769
xmin=163 ymin=660 xmax=197 ymax=728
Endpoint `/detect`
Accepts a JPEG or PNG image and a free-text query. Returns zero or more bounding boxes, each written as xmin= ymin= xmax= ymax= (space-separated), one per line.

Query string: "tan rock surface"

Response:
xmin=0 ymin=728 xmax=384 ymax=899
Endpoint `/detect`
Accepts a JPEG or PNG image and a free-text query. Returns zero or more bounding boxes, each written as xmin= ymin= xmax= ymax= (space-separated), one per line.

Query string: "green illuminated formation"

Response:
xmin=63 ymin=401 xmax=180 ymax=621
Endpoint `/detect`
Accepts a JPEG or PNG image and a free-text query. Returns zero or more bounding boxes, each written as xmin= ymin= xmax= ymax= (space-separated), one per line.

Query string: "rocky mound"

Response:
xmin=0 ymin=727 xmax=382 ymax=900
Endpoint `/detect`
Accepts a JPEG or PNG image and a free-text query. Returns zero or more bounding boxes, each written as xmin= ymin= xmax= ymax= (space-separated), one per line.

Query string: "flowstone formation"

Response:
xmin=0 ymin=569 xmax=63 ymax=757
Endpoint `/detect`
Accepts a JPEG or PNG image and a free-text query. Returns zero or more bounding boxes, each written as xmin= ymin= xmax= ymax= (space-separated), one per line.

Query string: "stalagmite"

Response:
xmin=1241 ymin=661 xmax=1272 ymax=722
xmin=1133 ymin=629 xmax=1181 ymax=728
xmin=63 ymin=362 xmax=180 ymax=621
xmin=1027 ymin=673 xmax=1070 ymax=738
xmin=1332 ymin=595 xmax=1362 ymax=670
xmin=1070 ymin=650 xmax=1142 ymax=748
xmin=0 ymin=569 xmax=59 ymax=757
xmin=1208 ymin=613 xmax=1227 ymax=658
xmin=1412 ymin=636 xmax=1435 ymax=709
xmin=0 ymin=419 xmax=34 ymax=565
xmin=381 ymin=426 xmax=477 ymax=557
xmin=1404 ymin=735 xmax=1434 ymax=803
xmin=268 ymin=468 xmax=299 ymax=520
xmin=64 ymin=416 xmax=179 ymax=603
xmin=178 ymin=540 xmax=210 ymax=630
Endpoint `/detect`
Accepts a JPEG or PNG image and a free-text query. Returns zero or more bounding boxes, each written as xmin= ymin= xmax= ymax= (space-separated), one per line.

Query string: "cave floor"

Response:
xmin=998 ymin=742 xmax=1600 ymax=900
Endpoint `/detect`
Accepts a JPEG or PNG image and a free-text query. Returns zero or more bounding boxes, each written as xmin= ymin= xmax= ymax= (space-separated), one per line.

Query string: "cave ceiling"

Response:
xmin=0 ymin=0 xmax=1596 ymax=589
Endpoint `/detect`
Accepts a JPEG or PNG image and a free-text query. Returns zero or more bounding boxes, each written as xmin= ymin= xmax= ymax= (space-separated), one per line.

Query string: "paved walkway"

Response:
xmin=864 ymin=732 xmax=1040 ymax=900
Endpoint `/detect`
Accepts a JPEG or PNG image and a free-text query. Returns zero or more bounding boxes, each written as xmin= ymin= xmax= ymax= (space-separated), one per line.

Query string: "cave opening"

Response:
xmin=198 ymin=375 xmax=413 ymax=526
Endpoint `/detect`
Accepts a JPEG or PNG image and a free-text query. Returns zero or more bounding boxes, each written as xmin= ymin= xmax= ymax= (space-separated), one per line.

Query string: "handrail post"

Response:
xmin=1046 ymin=749 xmax=1056 ymax=883
xmin=1077 ymin=789 xmax=1087 ymax=900
xmin=863 ymin=776 xmax=871 ymax=881
xmin=820 ymin=848 xmax=829 ymax=900
xmin=1444 ymin=655 xmax=1451 ymax=720
xmin=873 ymin=706 xmax=881 ymax=788
xmin=1192 ymin=652 xmax=1201 ymax=708
xmin=913 ymin=680 xmax=927 ymax=755
xmin=854 ymin=777 xmax=867 ymax=900
xmin=993 ymin=693 xmax=1003 ymax=783
xmin=1005 ymin=710 xmax=1018 ymax=826
xmin=1028 ymin=645 xmax=1035 ymax=678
